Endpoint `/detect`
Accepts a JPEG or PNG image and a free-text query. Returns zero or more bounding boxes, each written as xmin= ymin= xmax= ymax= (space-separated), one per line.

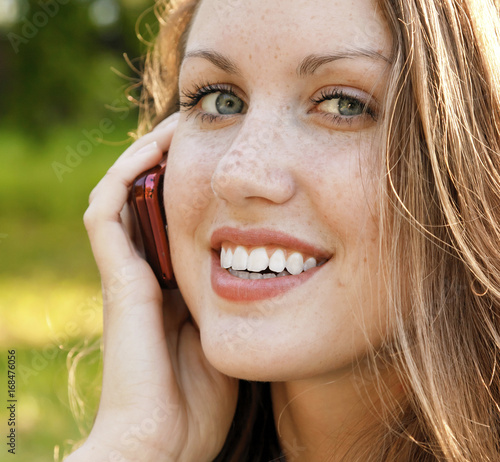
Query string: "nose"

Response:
xmin=211 ymin=118 xmax=296 ymax=206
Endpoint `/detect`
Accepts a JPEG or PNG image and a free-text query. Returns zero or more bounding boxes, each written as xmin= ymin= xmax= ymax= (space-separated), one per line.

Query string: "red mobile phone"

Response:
xmin=130 ymin=157 xmax=177 ymax=289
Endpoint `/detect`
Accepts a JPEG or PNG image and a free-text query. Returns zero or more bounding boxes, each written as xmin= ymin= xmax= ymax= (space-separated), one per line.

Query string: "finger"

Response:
xmin=84 ymin=114 xmax=179 ymax=289
xmin=88 ymin=113 xmax=179 ymax=205
xmin=120 ymin=201 xmax=146 ymax=258
xmin=152 ymin=111 xmax=181 ymax=132
xmin=86 ymin=141 xmax=161 ymax=226
xmin=83 ymin=114 xmax=186 ymax=414
xmin=120 ymin=112 xmax=180 ymax=161
xmin=84 ymin=143 xmax=161 ymax=281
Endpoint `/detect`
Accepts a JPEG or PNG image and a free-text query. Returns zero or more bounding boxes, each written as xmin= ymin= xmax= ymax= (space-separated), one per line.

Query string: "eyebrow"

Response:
xmin=184 ymin=49 xmax=241 ymax=75
xmin=183 ymin=48 xmax=391 ymax=77
xmin=297 ymin=50 xmax=391 ymax=77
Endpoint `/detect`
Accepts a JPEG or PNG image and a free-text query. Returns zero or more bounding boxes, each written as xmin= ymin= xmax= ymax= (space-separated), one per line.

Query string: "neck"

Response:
xmin=270 ymin=360 xmax=404 ymax=461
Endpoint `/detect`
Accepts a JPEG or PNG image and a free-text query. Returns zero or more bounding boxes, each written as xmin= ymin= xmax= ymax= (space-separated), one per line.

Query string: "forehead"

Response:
xmin=186 ymin=0 xmax=391 ymax=66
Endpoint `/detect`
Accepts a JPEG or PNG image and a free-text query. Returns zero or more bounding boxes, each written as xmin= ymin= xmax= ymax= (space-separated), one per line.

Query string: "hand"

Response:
xmin=65 ymin=113 xmax=239 ymax=462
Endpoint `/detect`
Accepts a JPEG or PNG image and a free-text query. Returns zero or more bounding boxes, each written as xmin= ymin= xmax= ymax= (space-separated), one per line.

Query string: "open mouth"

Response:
xmin=210 ymin=227 xmax=334 ymax=301
xmin=220 ymin=245 xmax=327 ymax=280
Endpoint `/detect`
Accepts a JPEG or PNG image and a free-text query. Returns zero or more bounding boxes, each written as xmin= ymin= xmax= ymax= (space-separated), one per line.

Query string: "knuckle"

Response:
xmin=83 ymin=203 xmax=107 ymax=232
xmin=83 ymin=206 xmax=96 ymax=230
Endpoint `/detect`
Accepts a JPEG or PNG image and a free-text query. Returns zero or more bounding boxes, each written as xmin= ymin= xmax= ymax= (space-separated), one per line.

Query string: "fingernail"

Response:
xmin=134 ymin=141 xmax=159 ymax=157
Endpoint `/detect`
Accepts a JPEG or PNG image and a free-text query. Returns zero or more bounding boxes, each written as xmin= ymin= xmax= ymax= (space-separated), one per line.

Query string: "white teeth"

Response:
xmin=247 ymin=247 xmax=269 ymax=272
xmin=221 ymin=248 xmax=233 ymax=269
xmin=269 ymin=249 xmax=286 ymax=273
xmin=232 ymin=246 xmax=248 ymax=271
xmin=304 ymin=257 xmax=317 ymax=272
xmin=221 ymin=244 xmax=324 ymax=277
xmin=286 ymin=252 xmax=304 ymax=275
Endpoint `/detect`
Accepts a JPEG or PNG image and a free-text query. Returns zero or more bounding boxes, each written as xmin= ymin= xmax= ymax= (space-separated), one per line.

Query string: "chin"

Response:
xmin=197 ymin=323 xmax=339 ymax=383
xmin=204 ymin=351 xmax=297 ymax=382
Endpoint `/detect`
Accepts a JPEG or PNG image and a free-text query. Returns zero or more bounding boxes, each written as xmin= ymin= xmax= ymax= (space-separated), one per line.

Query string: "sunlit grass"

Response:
xmin=0 ymin=336 xmax=102 ymax=461
xmin=0 ymin=276 xmax=102 ymax=348
xmin=0 ymin=275 xmax=103 ymax=461
xmin=1 ymin=120 xmax=135 ymax=461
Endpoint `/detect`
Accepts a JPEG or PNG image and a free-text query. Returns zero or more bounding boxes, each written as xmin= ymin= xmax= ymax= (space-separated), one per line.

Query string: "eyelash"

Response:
xmin=180 ymin=83 xmax=237 ymax=123
xmin=179 ymin=82 xmax=377 ymax=125
xmin=309 ymin=89 xmax=377 ymax=124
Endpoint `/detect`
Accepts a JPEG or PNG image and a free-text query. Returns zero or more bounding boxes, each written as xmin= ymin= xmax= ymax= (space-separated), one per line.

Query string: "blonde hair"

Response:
xmin=136 ymin=0 xmax=500 ymax=460
xmin=378 ymin=0 xmax=500 ymax=460
xmin=137 ymin=0 xmax=199 ymax=135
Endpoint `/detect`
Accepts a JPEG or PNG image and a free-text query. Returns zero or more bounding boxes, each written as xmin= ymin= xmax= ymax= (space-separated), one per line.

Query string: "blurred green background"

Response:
xmin=0 ymin=0 xmax=155 ymax=459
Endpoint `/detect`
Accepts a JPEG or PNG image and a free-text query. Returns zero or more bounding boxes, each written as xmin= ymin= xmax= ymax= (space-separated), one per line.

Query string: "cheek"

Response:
xmin=306 ymin=138 xmax=384 ymax=314
xmin=304 ymin=141 xmax=379 ymax=242
xmin=164 ymin=139 xmax=208 ymax=263
xmin=165 ymin=143 xmax=214 ymax=233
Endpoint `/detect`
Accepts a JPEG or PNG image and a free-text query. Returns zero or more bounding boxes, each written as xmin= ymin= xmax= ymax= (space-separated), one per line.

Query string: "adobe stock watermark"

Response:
xmin=106 ymin=399 xmax=179 ymax=462
xmin=104 ymin=385 xmax=305 ymax=462
xmin=178 ymin=108 xmax=287 ymax=222
xmin=52 ymin=118 xmax=115 ymax=183
xmin=214 ymin=0 xmax=240 ymax=21
xmin=220 ymin=297 xmax=281 ymax=353
xmin=52 ymin=97 xmax=132 ymax=182
xmin=7 ymin=0 xmax=70 ymax=54
xmin=16 ymin=265 xmax=135 ymax=385
xmin=103 ymin=377 xmax=304 ymax=461
xmin=18 ymin=263 xmax=145 ymax=387
xmin=17 ymin=294 xmax=102 ymax=385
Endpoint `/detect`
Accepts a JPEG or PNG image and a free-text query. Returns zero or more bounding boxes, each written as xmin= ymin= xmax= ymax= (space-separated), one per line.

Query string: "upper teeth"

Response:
xmin=220 ymin=245 xmax=319 ymax=276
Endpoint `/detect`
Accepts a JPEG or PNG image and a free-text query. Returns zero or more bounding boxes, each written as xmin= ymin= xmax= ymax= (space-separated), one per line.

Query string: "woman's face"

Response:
xmin=165 ymin=0 xmax=392 ymax=381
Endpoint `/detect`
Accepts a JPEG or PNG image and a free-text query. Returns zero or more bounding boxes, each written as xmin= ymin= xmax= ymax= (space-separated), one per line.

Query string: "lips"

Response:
xmin=210 ymin=227 xmax=332 ymax=301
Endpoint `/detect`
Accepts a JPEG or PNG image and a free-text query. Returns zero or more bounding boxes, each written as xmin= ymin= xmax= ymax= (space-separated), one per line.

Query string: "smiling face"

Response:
xmin=164 ymin=0 xmax=392 ymax=382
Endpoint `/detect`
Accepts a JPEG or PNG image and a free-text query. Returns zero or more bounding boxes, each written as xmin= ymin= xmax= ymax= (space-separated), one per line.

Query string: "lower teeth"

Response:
xmin=228 ymin=268 xmax=292 ymax=279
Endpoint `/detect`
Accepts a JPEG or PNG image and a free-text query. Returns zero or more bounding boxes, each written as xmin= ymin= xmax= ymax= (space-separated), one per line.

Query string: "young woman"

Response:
xmin=66 ymin=0 xmax=500 ymax=460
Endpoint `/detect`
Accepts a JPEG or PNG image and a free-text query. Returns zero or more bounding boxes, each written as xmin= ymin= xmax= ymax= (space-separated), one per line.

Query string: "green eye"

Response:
xmin=319 ymin=96 xmax=365 ymax=117
xmin=202 ymin=92 xmax=245 ymax=115
xmin=338 ymin=97 xmax=365 ymax=116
